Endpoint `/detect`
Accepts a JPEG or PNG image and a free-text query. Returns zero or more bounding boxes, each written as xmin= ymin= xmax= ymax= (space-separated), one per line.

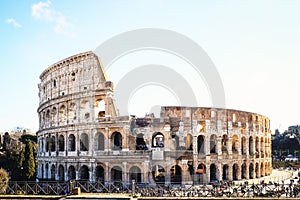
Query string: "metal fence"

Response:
xmin=5 ymin=180 xmax=300 ymax=198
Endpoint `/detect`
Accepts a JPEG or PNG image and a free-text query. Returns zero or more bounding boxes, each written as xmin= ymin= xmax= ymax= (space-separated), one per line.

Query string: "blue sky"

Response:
xmin=1 ymin=0 xmax=300 ymax=132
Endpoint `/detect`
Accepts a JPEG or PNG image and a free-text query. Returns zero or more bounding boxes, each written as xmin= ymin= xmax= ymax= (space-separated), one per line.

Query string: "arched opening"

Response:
xmin=52 ymin=107 xmax=57 ymax=123
xmin=185 ymin=134 xmax=193 ymax=150
xmin=249 ymin=136 xmax=254 ymax=155
xmin=222 ymin=134 xmax=228 ymax=154
xmin=68 ymin=102 xmax=76 ymax=121
xmin=255 ymin=163 xmax=259 ymax=178
xmin=255 ymin=137 xmax=259 ymax=157
xmin=152 ymin=165 xmax=165 ymax=184
xmin=260 ymin=137 xmax=264 ymax=156
xmin=68 ymin=134 xmax=75 ymax=151
xmin=59 ymin=105 xmax=67 ymax=121
xmin=46 ymin=136 xmax=49 ymax=152
xmin=249 ymin=163 xmax=254 ymax=179
xmin=232 ymin=135 xmax=238 ymax=153
xmin=79 ymin=165 xmax=89 ymax=180
xmin=80 ymin=133 xmax=89 ymax=151
xmin=111 ymin=132 xmax=122 ymax=150
xmin=95 ymin=132 xmax=105 ymax=150
xmin=233 ymin=164 xmax=238 ymax=180
xmin=46 ymin=109 xmax=50 ymax=124
xmin=152 ymin=132 xmax=164 ymax=147
xmin=50 ymin=136 xmax=56 ymax=152
xmin=80 ymin=100 xmax=90 ymax=119
xmin=222 ymin=165 xmax=229 ymax=180
xmin=111 ymin=166 xmax=122 ymax=183
xmin=58 ymin=135 xmax=64 ymax=151
xmin=136 ymin=133 xmax=147 ymax=150
xmin=51 ymin=164 xmax=56 ymax=180
xmin=45 ymin=164 xmax=49 ymax=179
xmin=241 ymin=163 xmax=247 ymax=179
xmin=129 ymin=166 xmax=142 ymax=183
xmin=210 ymin=134 xmax=217 ymax=153
xmin=210 ymin=164 xmax=217 ymax=181
xmin=241 ymin=137 xmax=247 ymax=155
xmin=95 ymin=165 xmax=105 ymax=183
xmin=68 ymin=165 xmax=76 ymax=180
xmin=58 ymin=165 xmax=64 ymax=181
xmin=95 ymin=99 xmax=105 ymax=118
xmin=196 ymin=164 xmax=206 ymax=184
xmin=197 ymin=135 xmax=205 ymax=154
xmin=170 ymin=165 xmax=182 ymax=184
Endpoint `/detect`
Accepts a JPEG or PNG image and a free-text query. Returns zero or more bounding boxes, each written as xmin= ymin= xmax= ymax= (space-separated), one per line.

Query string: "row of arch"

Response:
xmin=40 ymin=99 xmax=106 ymax=128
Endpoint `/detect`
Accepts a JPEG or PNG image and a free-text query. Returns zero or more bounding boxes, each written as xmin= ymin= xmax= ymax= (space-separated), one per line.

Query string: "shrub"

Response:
xmin=0 ymin=168 xmax=9 ymax=194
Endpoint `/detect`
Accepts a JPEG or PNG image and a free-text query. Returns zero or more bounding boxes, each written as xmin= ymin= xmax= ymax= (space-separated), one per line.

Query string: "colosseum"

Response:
xmin=37 ymin=51 xmax=272 ymax=185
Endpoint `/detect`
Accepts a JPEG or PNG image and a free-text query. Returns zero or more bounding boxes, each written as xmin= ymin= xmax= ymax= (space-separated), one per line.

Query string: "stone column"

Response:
xmin=65 ymin=163 xmax=68 ymax=181
xmin=143 ymin=161 xmax=149 ymax=184
xmin=122 ymin=162 xmax=127 ymax=184
xmin=205 ymin=135 xmax=210 ymax=155
xmin=228 ymin=164 xmax=233 ymax=181
xmin=165 ymin=165 xmax=171 ymax=185
xmin=105 ymin=162 xmax=109 ymax=184
xmin=217 ymin=163 xmax=222 ymax=181
xmin=217 ymin=137 xmax=222 ymax=156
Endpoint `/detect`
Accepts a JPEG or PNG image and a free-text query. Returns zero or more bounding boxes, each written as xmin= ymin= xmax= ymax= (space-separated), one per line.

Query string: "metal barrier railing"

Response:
xmin=4 ymin=180 xmax=300 ymax=198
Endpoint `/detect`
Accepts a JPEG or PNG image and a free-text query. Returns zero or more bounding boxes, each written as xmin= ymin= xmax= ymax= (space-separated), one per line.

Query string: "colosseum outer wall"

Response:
xmin=37 ymin=51 xmax=272 ymax=185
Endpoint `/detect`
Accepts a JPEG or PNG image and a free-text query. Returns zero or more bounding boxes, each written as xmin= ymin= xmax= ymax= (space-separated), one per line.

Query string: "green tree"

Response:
xmin=0 ymin=168 xmax=9 ymax=194
xmin=24 ymin=141 xmax=36 ymax=180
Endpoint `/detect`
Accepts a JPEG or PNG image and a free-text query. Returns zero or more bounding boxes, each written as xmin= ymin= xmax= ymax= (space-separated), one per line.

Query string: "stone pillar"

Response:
xmin=65 ymin=163 xmax=68 ymax=181
xmin=165 ymin=165 xmax=171 ymax=185
xmin=122 ymin=162 xmax=127 ymax=184
xmin=228 ymin=138 xmax=232 ymax=155
xmin=105 ymin=162 xmax=109 ymax=184
xmin=90 ymin=162 xmax=95 ymax=182
xmin=143 ymin=161 xmax=149 ymax=184
xmin=228 ymin=164 xmax=233 ymax=181
xmin=217 ymin=137 xmax=222 ymax=156
xmin=246 ymin=137 xmax=249 ymax=156
xmin=205 ymin=135 xmax=210 ymax=155
xmin=206 ymin=164 xmax=211 ymax=183
xmin=217 ymin=163 xmax=222 ymax=181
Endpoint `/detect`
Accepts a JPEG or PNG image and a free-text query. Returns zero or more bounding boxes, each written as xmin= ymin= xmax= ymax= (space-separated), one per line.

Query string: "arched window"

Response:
xmin=58 ymin=135 xmax=64 ymax=151
xmin=210 ymin=164 xmax=217 ymax=181
xmin=59 ymin=105 xmax=67 ymax=121
xmin=232 ymin=135 xmax=238 ymax=152
xmin=80 ymin=133 xmax=89 ymax=151
xmin=152 ymin=165 xmax=165 ymax=184
xmin=233 ymin=163 xmax=238 ymax=180
xmin=58 ymin=165 xmax=64 ymax=181
xmin=50 ymin=136 xmax=56 ymax=152
xmin=52 ymin=107 xmax=57 ymax=123
xmin=111 ymin=132 xmax=122 ymax=150
xmin=197 ymin=135 xmax=205 ymax=154
xmin=136 ymin=133 xmax=147 ymax=150
xmin=222 ymin=134 xmax=228 ymax=153
xmin=95 ymin=132 xmax=105 ymax=150
xmin=95 ymin=165 xmax=105 ymax=182
xmin=68 ymin=165 xmax=76 ymax=180
xmin=79 ymin=165 xmax=89 ymax=180
xmin=95 ymin=99 xmax=105 ymax=118
xmin=152 ymin=132 xmax=164 ymax=147
xmin=249 ymin=136 xmax=254 ymax=155
xmin=129 ymin=166 xmax=142 ymax=183
xmin=111 ymin=166 xmax=122 ymax=182
xmin=51 ymin=164 xmax=56 ymax=180
xmin=241 ymin=137 xmax=247 ymax=155
xmin=210 ymin=134 xmax=217 ymax=153
xmin=68 ymin=134 xmax=75 ymax=151
xmin=170 ymin=165 xmax=182 ymax=184
xmin=45 ymin=164 xmax=49 ymax=179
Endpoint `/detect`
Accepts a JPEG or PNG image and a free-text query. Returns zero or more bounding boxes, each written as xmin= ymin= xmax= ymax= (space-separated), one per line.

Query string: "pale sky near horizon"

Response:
xmin=1 ymin=0 xmax=300 ymax=133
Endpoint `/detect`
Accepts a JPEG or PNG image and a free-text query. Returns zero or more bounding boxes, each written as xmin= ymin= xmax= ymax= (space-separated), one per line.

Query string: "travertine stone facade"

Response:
xmin=37 ymin=51 xmax=272 ymax=185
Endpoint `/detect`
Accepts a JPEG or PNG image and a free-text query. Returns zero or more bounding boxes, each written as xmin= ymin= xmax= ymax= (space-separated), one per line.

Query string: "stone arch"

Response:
xmin=68 ymin=134 xmax=76 ymax=151
xmin=45 ymin=163 xmax=49 ymax=179
xmin=111 ymin=166 xmax=122 ymax=182
xmin=59 ymin=104 xmax=67 ymax=121
xmin=197 ymin=135 xmax=205 ymax=154
xmin=95 ymin=165 xmax=105 ymax=182
xmin=152 ymin=165 xmax=165 ymax=184
xmin=50 ymin=135 xmax=56 ymax=152
xmin=222 ymin=164 xmax=229 ymax=180
xmin=46 ymin=136 xmax=49 ymax=152
xmin=51 ymin=164 xmax=56 ymax=180
xmin=249 ymin=136 xmax=254 ymax=155
xmin=68 ymin=165 xmax=76 ymax=180
xmin=136 ymin=133 xmax=147 ymax=150
xmin=95 ymin=99 xmax=105 ymax=118
xmin=58 ymin=165 xmax=64 ymax=181
xmin=260 ymin=137 xmax=264 ymax=155
xmin=249 ymin=163 xmax=254 ymax=179
xmin=79 ymin=165 xmax=89 ymax=180
xmin=52 ymin=107 xmax=57 ymax=123
xmin=233 ymin=163 xmax=238 ymax=180
xmin=255 ymin=162 xmax=259 ymax=178
xmin=210 ymin=164 xmax=217 ymax=181
xmin=80 ymin=133 xmax=89 ymax=151
xmin=210 ymin=134 xmax=217 ymax=153
xmin=255 ymin=137 xmax=259 ymax=157
xmin=111 ymin=131 xmax=122 ymax=150
xmin=232 ymin=135 xmax=238 ymax=153
xmin=129 ymin=166 xmax=142 ymax=183
xmin=170 ymin=165 xmax=182 ymax=184
xmin=46 ymin=109 xmax=50 ymax=124
xmin=95 ymin=132 xmax=105 ymax=151
xmin=196 ymin=163 xmax=206 ymax=184
xmin=241 ymin=163 xmax=247 ymax=179
xmin=222 ymin=134 xmax=229 ymax=154
xmin=58 ymin=135 xmax=64 ymax=151
xmin=152 ymin=132 xmax=164 ymax=147
xmin=185 ymin=133 xmax=193 ymax=150
xmin=241 ymin=136 xmax=247 ymax=155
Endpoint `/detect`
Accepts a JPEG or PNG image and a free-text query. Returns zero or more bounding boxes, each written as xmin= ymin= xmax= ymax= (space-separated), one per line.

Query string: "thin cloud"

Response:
xmin=5 ymin=18 xmax=22 ymax=28
xmin=31 ymin=0 xmax=76 ymax=37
